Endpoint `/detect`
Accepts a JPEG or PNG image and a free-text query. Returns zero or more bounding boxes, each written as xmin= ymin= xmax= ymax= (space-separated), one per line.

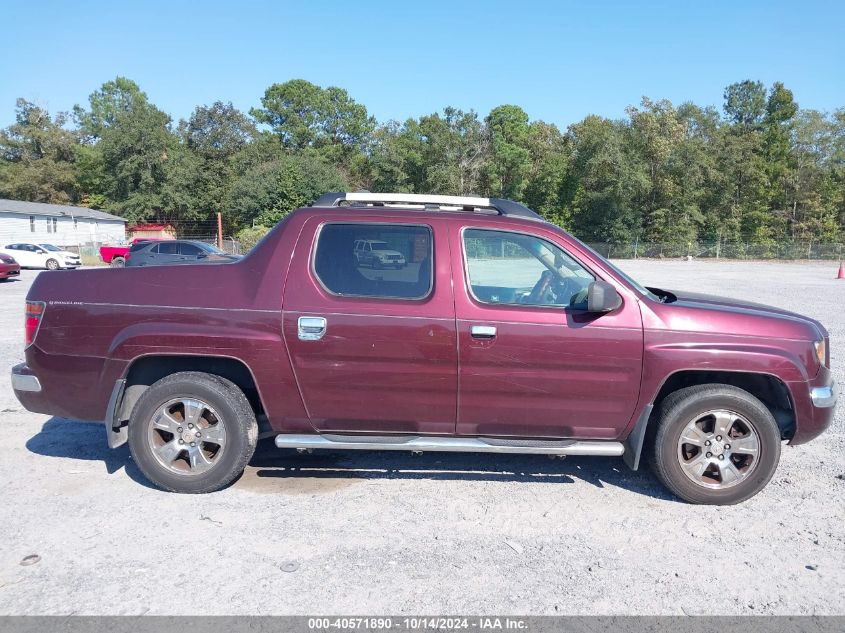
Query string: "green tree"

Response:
xmin=226 ymin=153 xmax=346 ymax=228
xmin=250 ymin=79 xmax=374 ymax=166
xmin=75 ymin=77 xmax=176 ymax=223
xmin=484 ymin=105 xmax=532 ymax=199
xmin=564 ymin=115 xmax=648 ymax=244
xmin=762 ymin=82 xmax=798 ymax=211
xmin=0 ymin=99 xmax=79 ymax=204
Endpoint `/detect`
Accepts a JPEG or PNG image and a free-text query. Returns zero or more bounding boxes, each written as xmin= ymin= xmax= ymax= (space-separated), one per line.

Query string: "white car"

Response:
xmin=0 ymin=243 xmax=81 ymax=270
xmin=353 ymin=239 xmax=407 ymax=269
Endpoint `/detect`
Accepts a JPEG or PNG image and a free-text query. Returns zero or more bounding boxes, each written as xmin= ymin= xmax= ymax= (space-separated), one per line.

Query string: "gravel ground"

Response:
xmin=0 ymin=261 xmax=843 ymax=616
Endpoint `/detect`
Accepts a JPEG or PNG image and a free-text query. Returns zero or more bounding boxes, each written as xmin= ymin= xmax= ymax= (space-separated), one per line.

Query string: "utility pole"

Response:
xmin=217 ymin=212 xmax=223 ymax=251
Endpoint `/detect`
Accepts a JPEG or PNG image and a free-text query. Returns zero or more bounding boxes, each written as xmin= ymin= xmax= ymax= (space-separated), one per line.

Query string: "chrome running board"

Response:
xmin=274 ymin=434 xmax=624 ymax=457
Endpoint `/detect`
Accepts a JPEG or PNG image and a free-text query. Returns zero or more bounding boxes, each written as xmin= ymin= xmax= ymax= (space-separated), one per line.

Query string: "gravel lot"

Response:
xmin=0 ymin=261 xmax=843 ymax=615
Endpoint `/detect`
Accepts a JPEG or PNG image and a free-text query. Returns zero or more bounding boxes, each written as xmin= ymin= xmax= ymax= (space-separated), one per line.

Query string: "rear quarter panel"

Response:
xmin=24 ymin=215 xmax=309 ymax=429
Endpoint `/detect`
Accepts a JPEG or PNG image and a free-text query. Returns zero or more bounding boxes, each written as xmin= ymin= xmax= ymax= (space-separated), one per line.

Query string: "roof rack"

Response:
xmin=310 ymin=192 xmax=544 ymax=221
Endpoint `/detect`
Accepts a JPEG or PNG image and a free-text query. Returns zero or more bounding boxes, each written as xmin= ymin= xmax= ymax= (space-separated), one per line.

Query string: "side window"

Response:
xmin=463 ymin=229 xmax=594 ymax=309
xmin=158 ymin=242 xmax=179 ymax=255
xmin=314 ymin=223 xmax=432 ymax=300
xmin=179 ymin=243 xmax=203 ymax=256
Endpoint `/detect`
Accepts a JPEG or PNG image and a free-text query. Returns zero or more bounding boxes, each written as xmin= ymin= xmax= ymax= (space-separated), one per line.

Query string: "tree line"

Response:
xmin=1 ymin=77 xmax=843 ymax=249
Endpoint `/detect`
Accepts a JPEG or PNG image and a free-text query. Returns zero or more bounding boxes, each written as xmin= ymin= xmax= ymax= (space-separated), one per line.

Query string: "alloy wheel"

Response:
xmin=676 ymin=409 xmax=761 ymax=489
xmin=147 ymin=398 xmax=226 ymax=475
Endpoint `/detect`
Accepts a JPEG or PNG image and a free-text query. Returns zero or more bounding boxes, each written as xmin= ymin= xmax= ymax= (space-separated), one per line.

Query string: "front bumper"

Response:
xmin=0 ymin=263 xmax=20 ymax=278
xmin=811 ymin=382 xmax=838 ymax=408
xmin=788 ymin=369 xmax=837 ymax=445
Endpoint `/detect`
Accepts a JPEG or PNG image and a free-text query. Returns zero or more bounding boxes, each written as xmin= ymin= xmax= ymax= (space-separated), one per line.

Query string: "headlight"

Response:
xmin=814 ymin=340 xmax=827 ymax=367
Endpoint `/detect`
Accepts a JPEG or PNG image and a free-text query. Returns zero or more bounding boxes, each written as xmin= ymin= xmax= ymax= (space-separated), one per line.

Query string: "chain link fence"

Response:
xmin=586 ymin=241 xmax=845 ymax=260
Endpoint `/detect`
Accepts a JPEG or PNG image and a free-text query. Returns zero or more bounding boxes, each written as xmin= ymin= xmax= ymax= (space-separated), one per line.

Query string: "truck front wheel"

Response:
xmin=128 ymin=371 xmax=258 ymax=493
xmin=110 ymin=257 xmax=125 ymax=268
xmin=649 ymin=384 xmax=781 ymax=505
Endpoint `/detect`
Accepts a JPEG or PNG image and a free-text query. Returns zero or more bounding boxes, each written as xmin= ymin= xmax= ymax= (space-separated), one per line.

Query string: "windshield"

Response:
xmin=569 ymin=236 xmax=661 ymax=301
xmin=197 ymin=242 xmax=225 ymax=254
xmin=39 ymin=244 xmax=61 ymax=251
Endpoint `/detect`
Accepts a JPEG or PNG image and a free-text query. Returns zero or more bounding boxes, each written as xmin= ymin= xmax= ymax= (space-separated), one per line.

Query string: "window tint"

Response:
xmin=314 ymin=224 xmax=432 ymax=299
xmin=157 ymin=242 xmax=179 ymax=255
xmin=179 ymin=242 xmax=203 ymax=256
xmin=463 ymin=229 xmax=594 ymax=308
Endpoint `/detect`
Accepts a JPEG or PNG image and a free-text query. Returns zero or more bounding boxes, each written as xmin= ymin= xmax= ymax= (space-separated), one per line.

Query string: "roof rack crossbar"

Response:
xmin=311 ymin=192 xmax=543 ymax=221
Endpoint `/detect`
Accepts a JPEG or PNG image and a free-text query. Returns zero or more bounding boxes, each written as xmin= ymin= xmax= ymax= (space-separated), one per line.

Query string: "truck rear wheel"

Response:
xmin=128 ymin=371 xmax=258 ymax=493
xmin=110 ymin=257 xmax=125 ymax=268
xmin=649 ymin=384 xmax=781 ymax=505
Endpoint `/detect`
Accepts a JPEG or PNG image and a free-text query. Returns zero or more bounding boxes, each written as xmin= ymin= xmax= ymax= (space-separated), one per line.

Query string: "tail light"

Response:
xmin=25 ymin=301 xmax=45 ymax=348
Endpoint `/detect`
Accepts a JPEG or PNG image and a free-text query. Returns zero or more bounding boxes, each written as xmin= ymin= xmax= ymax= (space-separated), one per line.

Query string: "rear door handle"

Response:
xmin=298 ymin=316 xmax=327 ymax=341
xmin=470 ymin=325 xmax=497 ymax=339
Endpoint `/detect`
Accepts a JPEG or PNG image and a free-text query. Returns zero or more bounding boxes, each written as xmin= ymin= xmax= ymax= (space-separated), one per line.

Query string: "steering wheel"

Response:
xmin=527 ymin=271 xmax=581 ymax=306
xmin=527 ymin=270 xmax=554 ymax=304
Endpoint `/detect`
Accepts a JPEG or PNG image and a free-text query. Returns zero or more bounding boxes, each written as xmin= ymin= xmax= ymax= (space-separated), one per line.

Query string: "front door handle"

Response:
xmin=470 ymin=325 xmax=497 ymax=339
xmin=298 ymin=316 xmax=327 ymax=341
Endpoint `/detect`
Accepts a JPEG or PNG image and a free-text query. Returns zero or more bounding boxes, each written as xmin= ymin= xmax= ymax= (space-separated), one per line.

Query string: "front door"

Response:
xmin=283 ymin=217 xmax=457 ymax=435
xmin=452 ymin=225 xmax=643 ymax=440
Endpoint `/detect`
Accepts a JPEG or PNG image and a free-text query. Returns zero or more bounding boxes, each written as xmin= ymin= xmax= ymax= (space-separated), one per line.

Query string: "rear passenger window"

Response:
xmin=314 ymin=224 xmax=433 ymax=299
xmin=158 ymin=242 xmax=179 ymax=255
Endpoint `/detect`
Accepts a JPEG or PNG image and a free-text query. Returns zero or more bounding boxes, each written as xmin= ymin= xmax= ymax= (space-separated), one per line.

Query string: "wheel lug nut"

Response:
xmin=716 ymin=435 xmax=722 ymax=441
xmin=188 ymin=423 xmax=194 ymax=429
xmin=179 ymin=439 xmax=184 ymax=444
xmin=196 ymin=432 xmax=201 ymax=438
xmin=718 ymin=455 xmax=724 ymax=460
xmin=705 ymin=440 xmax=711 ymax=446
xmin=724 ymin=444 xmax=730 ymax=449
xmin=191 ymin=442 xmax=196 ymax=447
xmin=706 ymin=452 xmax=712 ymax=458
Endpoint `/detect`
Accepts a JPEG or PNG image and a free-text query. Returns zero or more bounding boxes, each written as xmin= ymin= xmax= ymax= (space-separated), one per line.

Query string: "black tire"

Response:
xmin=648 ymin=384 xmax=781 ymax=505
xmin=45 ymin=258 xmax=59 ymax=270
xmin=110 ymin=257 xmax=125 ymax=268
xmin=128 ymin=371 xmax=258 ymax=493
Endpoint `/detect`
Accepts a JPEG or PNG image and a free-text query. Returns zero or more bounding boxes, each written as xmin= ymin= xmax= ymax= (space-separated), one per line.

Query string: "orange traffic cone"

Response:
xmin=838 ymin=261 xmax=845 ymax=279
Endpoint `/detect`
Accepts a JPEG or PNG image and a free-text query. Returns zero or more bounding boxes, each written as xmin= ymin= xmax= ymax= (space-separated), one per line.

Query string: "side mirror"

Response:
xmin=197 ymin=253 xmax=208 ymax=259
xmin=586 ymin=280 xmax=623 ymax=313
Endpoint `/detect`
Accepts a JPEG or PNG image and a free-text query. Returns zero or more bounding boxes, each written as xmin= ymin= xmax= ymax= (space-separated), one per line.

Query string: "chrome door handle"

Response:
xmin=298 ymin=316 xmax=327 ymax=341
xmin=470 ymin=325 xmax=497 ymax=339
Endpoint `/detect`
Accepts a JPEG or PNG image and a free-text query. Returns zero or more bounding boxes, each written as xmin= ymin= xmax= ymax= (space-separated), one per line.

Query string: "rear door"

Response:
xmin=282 ymin=217 xmax=457 ymax=434
xmin=451 ymin=224 xmax=644 ymax=440
xmin=153 ymin=242 xmax=180 ymax=265
xmin=3 ymin=245 xmax=32 ymax=267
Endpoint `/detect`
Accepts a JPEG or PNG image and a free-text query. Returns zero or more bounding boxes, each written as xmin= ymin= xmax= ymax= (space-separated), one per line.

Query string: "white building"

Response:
xmin=0 ymin=199 xmax=126 ymax=247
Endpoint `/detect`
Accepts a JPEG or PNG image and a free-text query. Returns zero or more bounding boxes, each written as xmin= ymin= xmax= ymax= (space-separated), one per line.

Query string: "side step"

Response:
xmin=274 ymin=434 xmax=624 ymax=457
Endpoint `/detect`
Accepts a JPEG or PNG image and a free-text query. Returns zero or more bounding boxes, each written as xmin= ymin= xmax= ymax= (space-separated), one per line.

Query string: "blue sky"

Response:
xmin=1 ymin=0 xmax=843 ymax=129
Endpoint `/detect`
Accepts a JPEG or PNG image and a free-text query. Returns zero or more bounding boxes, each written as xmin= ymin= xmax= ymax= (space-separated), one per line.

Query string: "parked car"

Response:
xmin=124 ymin=240 xmax=242 ymax=267
xmin=0 ymin=252 xmax=20 ymax=280
xmin=99 ymin=238 xmax=162 ymax=267
xmin=354 ymin=239 xmax=406 ymax=268
xmin=11 ymin=193 xmax=837 ymax=503
xmin=0 ymin=243 xmax=79 ymax=270
xmin=38 ymin=243 xmax=81 ymax=268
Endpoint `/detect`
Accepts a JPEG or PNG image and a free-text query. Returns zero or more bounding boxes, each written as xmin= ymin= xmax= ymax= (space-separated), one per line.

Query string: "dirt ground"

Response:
xmin=0 ymin=260 xmax=843 ymax=615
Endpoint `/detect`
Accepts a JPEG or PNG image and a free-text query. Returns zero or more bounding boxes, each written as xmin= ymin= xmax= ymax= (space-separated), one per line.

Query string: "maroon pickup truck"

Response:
xmin=11 ymin=193 xmax=837 ymax=504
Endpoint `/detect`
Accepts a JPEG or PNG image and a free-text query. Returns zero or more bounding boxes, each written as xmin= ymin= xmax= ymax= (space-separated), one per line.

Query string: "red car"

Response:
xmin=11 ymin=193 xmax=837 ymax=504
xmin=0 ymin=252 xmax=21 ymax=280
